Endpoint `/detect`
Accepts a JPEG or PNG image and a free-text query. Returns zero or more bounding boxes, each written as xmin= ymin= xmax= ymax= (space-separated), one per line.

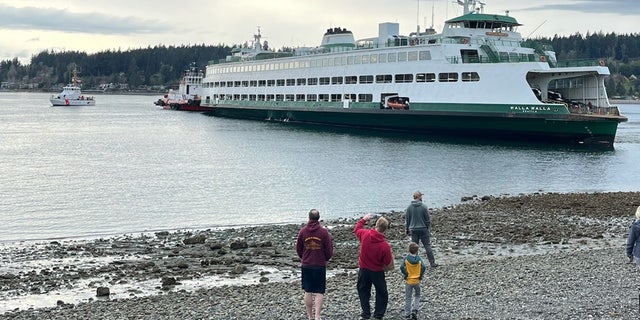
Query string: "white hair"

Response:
xmin=636 ymin=206 xmax=640 ymax=220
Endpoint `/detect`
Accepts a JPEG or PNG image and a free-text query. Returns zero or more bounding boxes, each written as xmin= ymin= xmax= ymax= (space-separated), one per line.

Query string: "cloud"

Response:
xmin=517 ymin=0 xmax=640 ymax=15
xmin=0 ymin=4 xmax=171 ymax=34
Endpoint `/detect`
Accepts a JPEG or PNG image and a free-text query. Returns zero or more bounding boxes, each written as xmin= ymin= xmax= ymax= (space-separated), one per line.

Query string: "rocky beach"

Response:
xmin=1 ymin=191 xmax=639 ymax=320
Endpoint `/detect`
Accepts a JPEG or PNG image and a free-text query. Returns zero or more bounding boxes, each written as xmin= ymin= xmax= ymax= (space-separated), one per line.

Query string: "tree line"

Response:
xmin=1 ymin=32 xmax=639 ymax=97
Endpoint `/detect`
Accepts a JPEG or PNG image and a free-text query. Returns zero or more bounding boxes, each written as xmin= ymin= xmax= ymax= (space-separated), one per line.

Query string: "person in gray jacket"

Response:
xmin=405 ymin=191 xmax=438 ymax=267
xmin=626 ymin=206 xmax=640 ymax=266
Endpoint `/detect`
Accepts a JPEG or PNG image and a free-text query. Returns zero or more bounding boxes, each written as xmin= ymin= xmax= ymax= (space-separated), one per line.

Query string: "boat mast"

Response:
xmin=456 ymin=0 xmax=485 ymax=14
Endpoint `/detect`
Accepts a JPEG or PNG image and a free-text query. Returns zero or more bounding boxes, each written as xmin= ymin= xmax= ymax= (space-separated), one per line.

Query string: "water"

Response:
xmin=1 ymin=92 xmax=639 ymax=242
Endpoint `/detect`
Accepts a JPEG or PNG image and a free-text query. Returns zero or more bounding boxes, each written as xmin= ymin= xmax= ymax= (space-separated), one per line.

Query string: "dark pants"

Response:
xmin=411 ymin=227 xmax=436 ymax=266
xmin=357 ymin=268 xmax=388 ymax=319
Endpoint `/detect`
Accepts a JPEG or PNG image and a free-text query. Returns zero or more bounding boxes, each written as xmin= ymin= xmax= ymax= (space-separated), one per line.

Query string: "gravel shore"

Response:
xmin=1 ymin=191 xmax=639 ymax=319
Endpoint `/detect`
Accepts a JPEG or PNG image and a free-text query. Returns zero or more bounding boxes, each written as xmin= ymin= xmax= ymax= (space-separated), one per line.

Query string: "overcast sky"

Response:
xmin=1 ymin=0 xmax=638 ymax=64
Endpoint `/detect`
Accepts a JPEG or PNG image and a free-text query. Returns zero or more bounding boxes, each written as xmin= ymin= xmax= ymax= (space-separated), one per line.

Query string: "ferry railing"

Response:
xmin=553 ymin=59 xmax=604 ymax=68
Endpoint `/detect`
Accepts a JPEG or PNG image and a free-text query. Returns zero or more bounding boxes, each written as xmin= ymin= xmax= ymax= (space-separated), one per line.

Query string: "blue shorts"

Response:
xmin=301 ymin=265 xmax=327 ymax=294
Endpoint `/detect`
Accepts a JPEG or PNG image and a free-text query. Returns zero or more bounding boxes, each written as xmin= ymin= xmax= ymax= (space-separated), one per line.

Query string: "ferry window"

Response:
xmin=307 ymin=94 xmax=317 ymax=101
xmin=308 ymin=78 xmax=318 ymax=85
xmin=285 ymin=94 xmax=295 ymax=101
xmin=220 ymin=82 xmax=226 ymax=87
xmin=331 ymin=76 xmax=343 ymax=85
xmin=319 ymin=77 xmax=330 ymax=85
xmin=499 ymin=52 xmax=509 ymax=62
xmin=395 ymin=74 xmax=413 ymax=83
xmin=353 ymin=55 xmax=361 ymax=64
xmin=276 ymin=79 xmax=285 ymax=86
xmin=233 ymin=94 xmax=240 ymax=100
xmin=242 ymin=81 xmax=249 ymax=87
xmin=250 ymin=80 xmax=257 ymax=87
xmin=257 ymin=95 xmax=265 ymax=101
xmin=416 ymin=73 xmax=436 ymax=82
xmin=347 ymin=56 xmax=355 ymax=65
xmin=297 ymin=78 xmax=306 ymax=85
xmin=334 ymin=57 xmax=342 ymax=65
xmin=327 ymin=58 xmax=334 ymax=67
xmin=310 ymin=60 xmax=317 ymax=68
xmin=370 ymin=54 xmax=378 ymax=63
xmin=341 ymin=56 xmax=347 ymax=65
xmin=359 ymin=75 xmax=374 ymax=84
xmin=289 ymin=61 xmax=295 ymax=69
xmin=438 ymin=73 xmax=458 ymax=82
xmin=362 ymin=55 xmax=370 ymax=64
xmin=376 ymin=74 xmax=392 ymax=83
xmin=296 ymin=94 xmax=305 ymax=101
xmin=214 ymin=82 xmax=220 ymax=87
xmin=319 ymin=94 xmax=330 ymax=101
xmin=249 ymin=94 xmax=256 ymax=101
xmin=408 ymin=51 xmax=418 ymax=61
xmin=398 ymin=52 xmax=407 ymax=62
xmin=461 ymin=72 xmax=480 ymax=82
xmin=378 ymin=53 xmax=387 ymax=63
xmin=388 ymin=53 xmax=397 ymax=62
xmin=344 ymin=94 xmax=356 ymax=100
xmin=420 ymin=50 xmax=433 ymax=62
xmin=258 ymin=80 xmax=266 ymax=87
xmin=331 ymin=94 xmax=342 ymax=102
xmin=345 ymin=76 xmax=358 ymax=84
xmin=241 ymin=94 xmax=247 ymax=100
xmin=267 ymin=80 xmax=275 ymax=86
xmin=286 ymin=79 xmax=295 ymax=86
xmin=358 ymin=94 xmax=373 ymax=102
xmin=226 ymin=81 xmax=233 ymax=87
xmin=275 ymin=95 xmax=284 ymax=101
xmin=266 ymin=94 xmax=275 ymax=101
xmin=234 ymin=81 xmax=241 ymax=87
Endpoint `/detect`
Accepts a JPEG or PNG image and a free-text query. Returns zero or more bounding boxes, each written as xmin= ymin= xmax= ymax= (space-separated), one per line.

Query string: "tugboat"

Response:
xmin=154 ymin=64 xmax=212 ymax=112
xmin=50 ymin=67 xmax=95 ymax=106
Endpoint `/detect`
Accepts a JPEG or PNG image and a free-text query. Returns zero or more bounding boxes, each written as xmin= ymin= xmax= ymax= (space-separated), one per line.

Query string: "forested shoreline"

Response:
xmin=1 ymin=32 xmax=639 ymax=97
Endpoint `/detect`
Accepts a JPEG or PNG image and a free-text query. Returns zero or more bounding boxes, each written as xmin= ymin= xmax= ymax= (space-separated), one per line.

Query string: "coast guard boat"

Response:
xmin=50 ymin=67 xmax=95 ymax=106
xmin=200 ymin=0 xmax=627 ymax=147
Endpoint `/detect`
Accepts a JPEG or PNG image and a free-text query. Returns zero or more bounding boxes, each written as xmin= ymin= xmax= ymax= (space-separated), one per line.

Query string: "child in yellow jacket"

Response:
xmin=400 ymin=242 xmax=426 ymax=319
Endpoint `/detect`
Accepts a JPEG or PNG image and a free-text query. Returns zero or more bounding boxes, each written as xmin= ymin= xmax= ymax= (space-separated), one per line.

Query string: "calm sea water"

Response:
xmin=1 ymin=92 xmax=639 ymax=242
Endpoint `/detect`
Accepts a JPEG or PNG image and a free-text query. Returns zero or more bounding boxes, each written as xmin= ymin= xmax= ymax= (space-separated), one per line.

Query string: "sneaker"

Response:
xmin=431 ymin=263 xmax=439 ymax=268
xmin=411 ymin=310 xmax=418 ymax=320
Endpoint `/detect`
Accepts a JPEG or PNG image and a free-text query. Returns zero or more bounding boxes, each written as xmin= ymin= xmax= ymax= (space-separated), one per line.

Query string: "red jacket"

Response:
xmin=296 ymin=220 xmax=333 ymax=267
xmin=354 ymin=219 xmax=392 ymax=271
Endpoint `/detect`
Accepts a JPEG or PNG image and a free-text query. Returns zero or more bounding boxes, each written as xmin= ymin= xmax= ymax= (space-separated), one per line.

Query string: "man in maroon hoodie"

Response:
xmin=354 ymin=213 xmax=394 ymax=320
xmin=296 ymin=209 xmax=334 ymax=320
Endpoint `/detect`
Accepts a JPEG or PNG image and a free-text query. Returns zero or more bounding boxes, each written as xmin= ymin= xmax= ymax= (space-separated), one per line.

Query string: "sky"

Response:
xmin=1 ymin=0 xmax=639 ymax=64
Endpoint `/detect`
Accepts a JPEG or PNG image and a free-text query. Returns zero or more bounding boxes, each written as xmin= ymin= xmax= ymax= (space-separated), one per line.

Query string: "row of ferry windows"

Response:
xmin=209 ymin=72 xmax=480 ymax=88
xmin=214 ymin=93 xmax=374 ymax=102
xmin=213 ymin=50 xmax=433 ymax=74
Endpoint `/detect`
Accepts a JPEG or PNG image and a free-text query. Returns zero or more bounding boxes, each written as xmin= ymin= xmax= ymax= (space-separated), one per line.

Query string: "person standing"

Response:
xmin=405 ymin=191 xmax=438 ymax=267
xmin=400 ymin=242 xmax=426 ymax=320
xmin=296 ymin=209 xmax=334 ymax=320
xmin=354 ymin=213 xmax=394 ymax=320
xmin=626 ymin=206 xmax=640 ymax=266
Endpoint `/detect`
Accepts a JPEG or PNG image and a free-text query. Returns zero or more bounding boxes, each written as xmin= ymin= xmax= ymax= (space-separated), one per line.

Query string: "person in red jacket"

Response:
xmin=296 ymin=209 xmax=334 ymax=320
xmin=354 ymin=213 xmax=394 ymax=320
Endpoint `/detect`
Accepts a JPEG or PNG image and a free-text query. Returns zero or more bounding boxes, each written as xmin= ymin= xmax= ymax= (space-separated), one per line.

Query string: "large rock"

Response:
xmin=96 ymin=287 xmax=110 ymax=297
xmin=183 ymin=234 xmax=206 ymax=245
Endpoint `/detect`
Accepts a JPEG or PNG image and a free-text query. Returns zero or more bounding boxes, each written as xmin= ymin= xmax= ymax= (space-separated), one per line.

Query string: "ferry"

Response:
xmin=50 ymin=67 xmax=95 ymax=106
xmin=200 ymin=0 xmax=627 ymax=146
xmin=154 ymin=64 xmax=211 ymax=111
